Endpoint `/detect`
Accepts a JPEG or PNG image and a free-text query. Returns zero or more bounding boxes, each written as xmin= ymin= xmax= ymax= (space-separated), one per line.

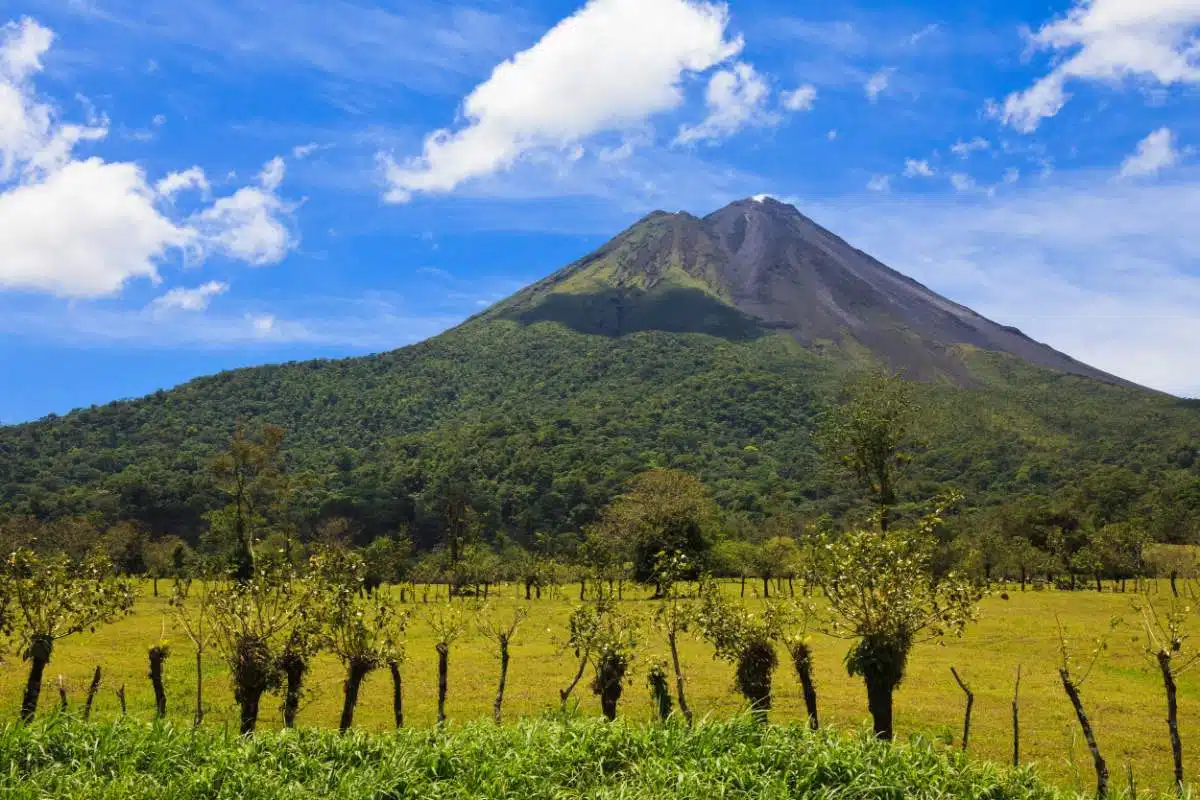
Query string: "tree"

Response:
xmin=1136 ymin=593 xmax=1200 ymax=792
xmin=144 ymin=536 xmax=190 ymax=598
xmin=4 ymin=548 xmax=136 ymax=722
xmin=1056 ymin=618 xmax=1113 ymax=798
xmin=695 ymin=580 xmax=789 ymax=723
xmin=325 ymin=555 xmax=409 ymax=732
xmin=710 ymin=539 xmax=756 ymax=598
xmin=477 ymin=604 xmax=529 ymax=723
xmin=209 ymin=562 xmax=317 ymax=734
xmin=207 ymin=424 xmax=291 ymax=582
xmin=651 ymin=552 xmax=694 ymax=724
xmin=362 ymin=532 xmax=412 ymax=595
xmin=753 ymin=537 xmax=802 ymax=598
xmin=170 ymin=568 xmax=215 ymax=727
xmin=819 ymin=372 xmax=917 ymax=532
xmin=592 ymin=469 xmax=718 ymax=588
xmin=426 ymin=604 xmax=469 ymax=725
xmin=812 ymin=496 xmax=982 ymax=740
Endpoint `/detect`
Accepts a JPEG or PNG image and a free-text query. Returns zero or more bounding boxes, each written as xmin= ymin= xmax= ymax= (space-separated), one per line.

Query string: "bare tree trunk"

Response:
xmin=436 ymin=643 xmax=450 ymax=725
xmin=789 ymin=642 xmax=819 ymax=731
xmin=148 ymin=647 xmax=168 ymax=719
xmin=667 ymin=630 xmax=692 ymax=725
xmin=740 ymin=576 xmax=746 ymax=598
xmin=339 ymin=661 xmax=369 ymax=732
xmin=20 ymin=636 xmax=53 ymax=723
xmin=238 ymin=687 xmax=263 ymax=735
xmin=1171 ymin=570 xmax=1180 ymax=597
xmin=280 ymin=656 xmax=306 ymax=728
xmin=1059 ymin=668 xmax=1108 ymax=798
xmin=389 ymin=660 xmax=404 ymax=728
xmin=762 ymin=577 xmax=770 ymax=598
xmin=116 ymin=684 xmax=127 ymax=716
xmin=493 ymin=636 xmax=510 ymax=724
xmin=950 ymin=667 xmax=974 ymax=752
xmin=84 ymin=666 xmax=102 ymax=722
xmin=193 ymin=652 xmax=204 ymax=728
xmin=57 ymin=676 xmax=68 ymax=711
xmin=864 ymin=673 xmax=894 ymax=741
xmin=1012 ymin=666 xmax=1021 ymax=767
xmin=579 ymin=578 xmax=586 ymax=601
xmin=560 ymin=651 xmax=589 ymax=713
xmin=1157 ymin=651 xmax=1184 ymax=792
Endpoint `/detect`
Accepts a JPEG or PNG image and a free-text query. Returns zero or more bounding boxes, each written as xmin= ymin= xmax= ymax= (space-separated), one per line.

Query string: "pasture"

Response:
xmin=2 ymin=579 xmax=1195 ymax=794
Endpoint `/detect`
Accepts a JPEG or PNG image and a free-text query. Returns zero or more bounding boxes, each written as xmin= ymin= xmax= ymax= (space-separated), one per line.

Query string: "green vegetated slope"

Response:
xmin=1 ymin=312 xmax=1196 ymax=545
xmin=1 ymin=198 xmax=1197 ymax=545
xmin=0 ymin=717 xmax=1078 ymax=800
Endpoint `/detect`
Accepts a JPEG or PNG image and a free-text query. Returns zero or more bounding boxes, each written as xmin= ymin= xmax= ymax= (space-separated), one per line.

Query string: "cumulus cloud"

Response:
xmin=0 ymin=18 xmax=297 ymax=299
xmin=867 ymin=174 xmax=891 ymax=192
xmin=1119 ymin=127 xmax=1181 ymax=178
xmin=382 ymin=0 xmax=741 ymax=202
xmin=864 ymin=68 xmax=892 ymax=102
xmin=903 ymin=158 xmax=934 ymax=177
xmin=152 ymin=281 xmax=228 ymax=312
xmin=949 ymin=172 xmax=975 ymax=191
xmin=781 ymin=84 xmax=817 ymax=112
xmin=676 ymin=62 xmax=776 ymax=144
xmin=997 ymin=0 xmax=1200 ymax=132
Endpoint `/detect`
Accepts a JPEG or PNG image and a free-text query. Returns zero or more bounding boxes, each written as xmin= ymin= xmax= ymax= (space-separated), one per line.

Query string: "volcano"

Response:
xmin=1 ymin=198 xmax=1193 ymax=544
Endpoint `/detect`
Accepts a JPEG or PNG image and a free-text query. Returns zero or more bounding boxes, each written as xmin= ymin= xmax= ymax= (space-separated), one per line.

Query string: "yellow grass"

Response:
xmin=2 ymin=579 xmax=1195 ymax=794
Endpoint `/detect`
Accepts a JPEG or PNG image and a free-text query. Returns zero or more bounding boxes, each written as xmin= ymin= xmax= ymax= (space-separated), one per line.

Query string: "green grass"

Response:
xmin=1 ymin=581 xmax=1195 ymax=795
xmin=0 ymin=715 xmax=1079 ymax=799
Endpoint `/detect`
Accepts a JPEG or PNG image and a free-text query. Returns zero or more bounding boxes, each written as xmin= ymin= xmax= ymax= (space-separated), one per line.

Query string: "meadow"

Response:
xmin=2 ymin=579 xmax=1195 ymax=795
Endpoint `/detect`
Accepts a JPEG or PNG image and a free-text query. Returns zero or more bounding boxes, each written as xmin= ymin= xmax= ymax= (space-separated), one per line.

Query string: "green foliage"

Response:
xmin=2 ymin=548 xmax=136 ymax=659
xmin=814 ymin=496 xmax=983 ymax=692
xmin=0 ymin=314 xmax=1197 ymax=557
xmin=0 ymin=716 xmax=1082 ymax=800
xmin=591 ymin=470 xmax=719 ymax=584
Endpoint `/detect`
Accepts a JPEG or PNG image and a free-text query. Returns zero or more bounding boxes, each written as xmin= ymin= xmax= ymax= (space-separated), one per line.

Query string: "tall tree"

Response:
xmin=207 ymin=424 xmax=290 ymax=582
xmin=819 ymin=372 xmax=917 ymax=532
xmin=591 ymin=469 xmax=717 ymax=588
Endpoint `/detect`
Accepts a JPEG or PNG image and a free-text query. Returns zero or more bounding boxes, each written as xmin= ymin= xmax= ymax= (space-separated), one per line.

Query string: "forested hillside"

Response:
xmin=2 ymin=198 xmax=1198 ymax=552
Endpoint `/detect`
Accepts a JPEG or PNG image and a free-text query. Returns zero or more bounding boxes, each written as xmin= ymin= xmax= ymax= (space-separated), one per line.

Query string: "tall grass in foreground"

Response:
xmin=0 ymin=715 xmax=1150 ymax=800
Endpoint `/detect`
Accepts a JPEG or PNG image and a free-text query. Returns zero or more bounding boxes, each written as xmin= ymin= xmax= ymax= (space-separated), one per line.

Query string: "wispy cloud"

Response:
xmin=808 ymin=171 xmax=1200 ymax=395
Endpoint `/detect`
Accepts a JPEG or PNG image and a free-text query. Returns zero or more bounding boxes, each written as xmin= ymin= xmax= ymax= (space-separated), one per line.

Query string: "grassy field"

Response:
xmin=1 ymin=580 xmax=1195 ymax=795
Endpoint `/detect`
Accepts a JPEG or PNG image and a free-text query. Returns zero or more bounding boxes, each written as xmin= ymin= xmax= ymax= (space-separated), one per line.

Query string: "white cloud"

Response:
xmin=949 ymin=172 xmax=975 ymax=191
xmin=1119 ymin=127 xmax=1181 ymax=178
xmin=1003 ymin=167 xmax=1021 ymax=184
xmin=676 ymin=62 xmax=776 ymax=144
xmin=909 ymin=24 xmax=939 ymax=46
xmin=903 ymin=158 xmax=934 ymax=177
xmin=292 ymin=142 xmax=319 ymax=159
xmin=997 ymin=0 xmax=1200 ymax=132
xmin=152 ymin=281 xmax=228 ymax=312
xmin=0 ymin=18 xmax=297 ymax=299
xmin=867 ymin=174 xmax=891 ymax=192
xmin=781 ymin=83 xmax=817 ymax=112
xmin=810 ymin=173 xmax=1200 ymax=396
xmin=382 ymin=0 xmax=741 ymax=201
xmin=864 ymin=68 xmax=892 ymax=102
xmin=827 ymin=129 xmax=838 ymax=141
xmin=950 ymin=137 xmax=990 ymax=159
xmin=195 ymin=159 xmax=294 ymax=265
xmin=155 ymin=166 xmax=209 ymax=198
xmin=151 ymin=113 xmax=166 ymax=127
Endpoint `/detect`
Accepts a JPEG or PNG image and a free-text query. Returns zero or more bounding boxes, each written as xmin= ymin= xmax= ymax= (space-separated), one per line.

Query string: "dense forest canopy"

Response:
xmin=1 ymin=313 xmax=1197 ymax=560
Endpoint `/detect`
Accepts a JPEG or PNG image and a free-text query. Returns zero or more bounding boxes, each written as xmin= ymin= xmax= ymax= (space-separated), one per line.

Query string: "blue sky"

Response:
xmin=1 ymin=0 xmax=1199 ymax=423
